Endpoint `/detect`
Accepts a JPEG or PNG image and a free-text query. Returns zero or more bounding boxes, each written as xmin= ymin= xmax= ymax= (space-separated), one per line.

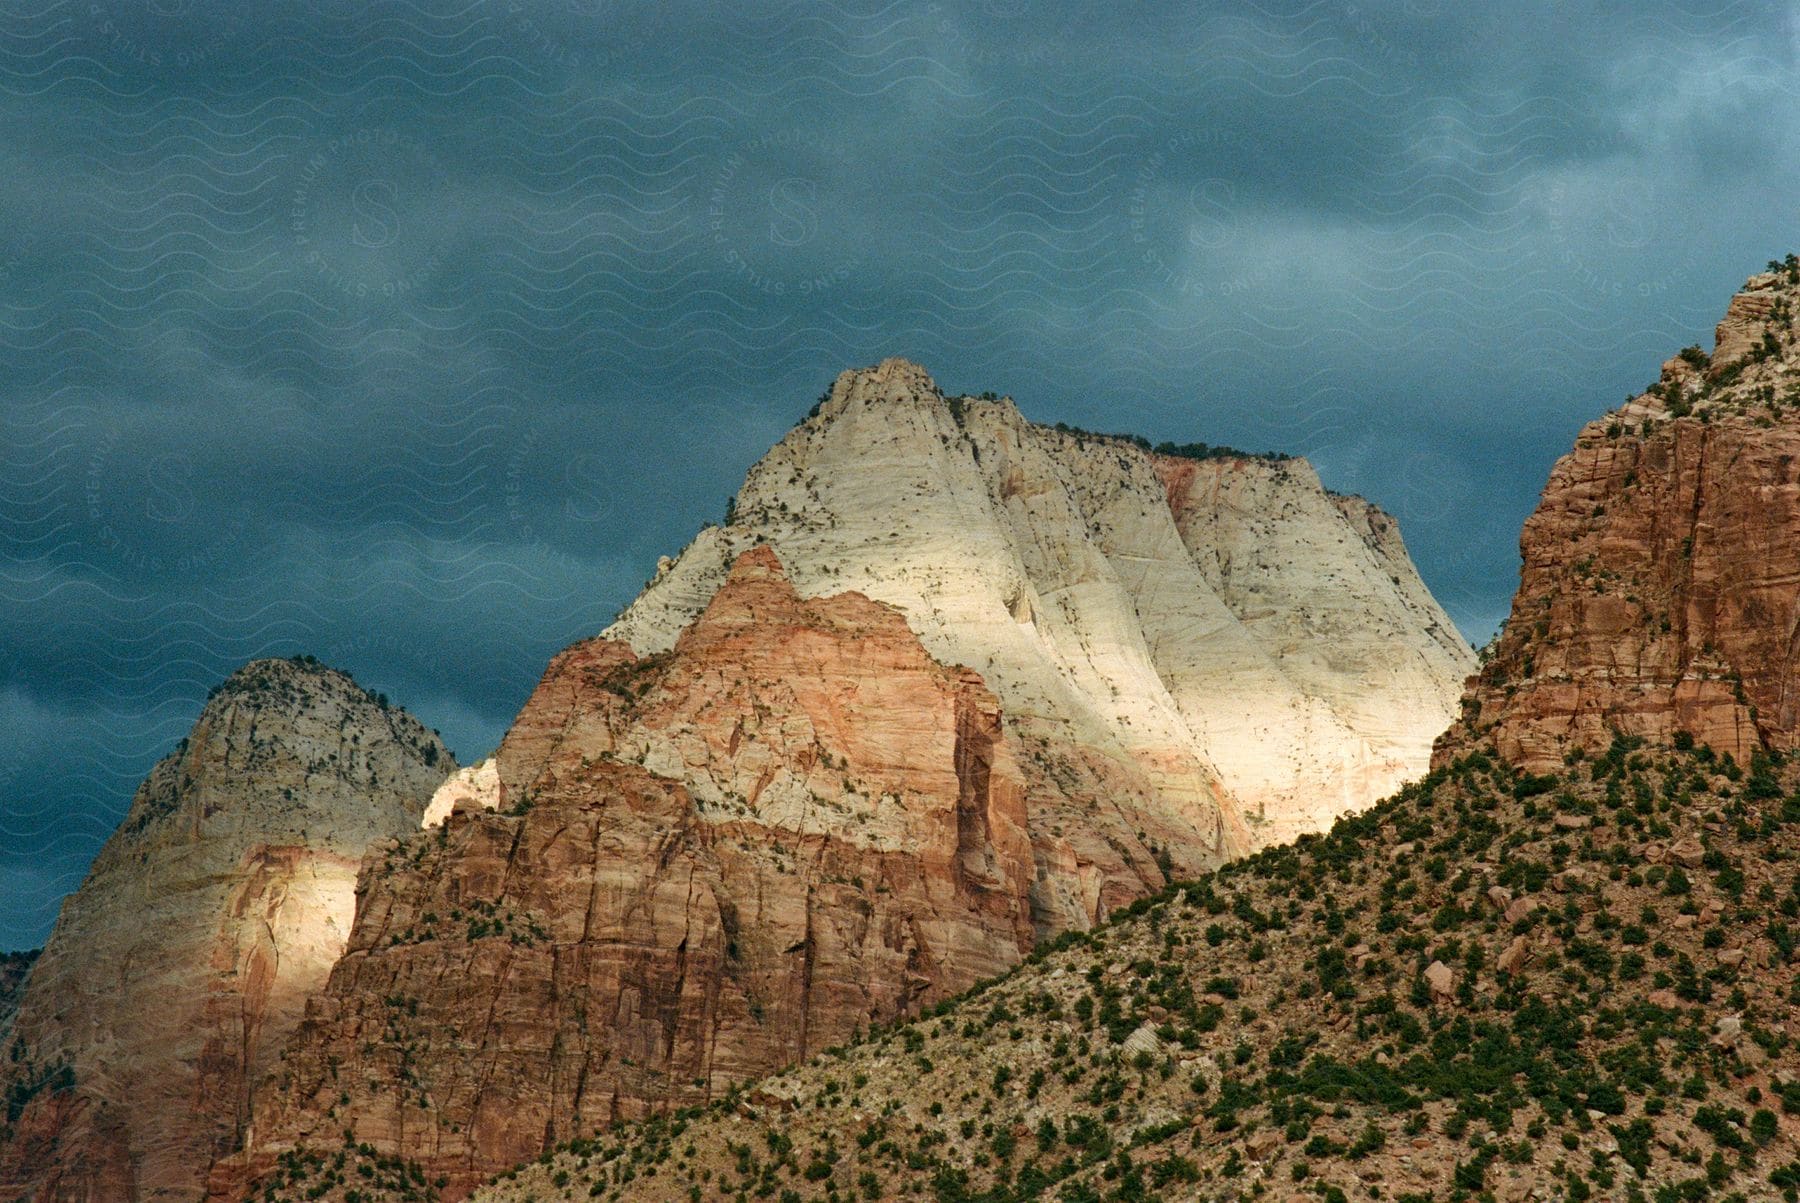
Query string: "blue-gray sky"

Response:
xmin=2 ymin=0 xmax=1796 ymax=948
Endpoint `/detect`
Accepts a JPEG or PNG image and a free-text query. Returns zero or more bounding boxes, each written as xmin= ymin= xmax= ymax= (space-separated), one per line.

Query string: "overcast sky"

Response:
xmin=1 ymin=0 xmax=1796 ymax=948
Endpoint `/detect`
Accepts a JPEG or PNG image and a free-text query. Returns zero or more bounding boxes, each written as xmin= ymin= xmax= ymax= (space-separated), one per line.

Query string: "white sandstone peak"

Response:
xmin=606 ymin=361 xmax=1474 ymax=853
xmin=828 ymin=356 xmax=942 ymax=406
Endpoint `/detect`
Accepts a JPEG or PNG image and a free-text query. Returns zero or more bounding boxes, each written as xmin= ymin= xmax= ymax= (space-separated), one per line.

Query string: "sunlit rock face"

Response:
xmin=1438 ymin=266 xmax=1800 ymax=770
xmin=3 ymin=361 xmax=1472 ymax=1203
xmin=0 ymin=658 xmax=451 ymax=1203
xmin=420 ymin=757 xmax=501 ymax=829
xmin=214 ymin=549 xmax=1040 ymax=1202
xmin=1154 ymin=456 xmax=1476 ymax=842
xmin=609 ymin=358 xmax=1473 ymax=854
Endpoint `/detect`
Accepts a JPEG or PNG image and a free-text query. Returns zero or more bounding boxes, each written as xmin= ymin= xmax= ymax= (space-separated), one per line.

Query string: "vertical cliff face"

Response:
xmin=216 ymin=551 xmax=1041 ymax=1202
xmin=0 ymin=658 xmax=451 ymax=1203
xmin=608 ymin=358 xmax=1473 ymax=853
xmin=1438 ymin=264 xmax=1800 ymax=770
xmin=1151 ymin=454 xmax=1473 ymax=840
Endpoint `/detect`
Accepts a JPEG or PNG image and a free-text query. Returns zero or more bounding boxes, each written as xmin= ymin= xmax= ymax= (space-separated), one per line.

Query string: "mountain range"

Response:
xmin=7 ymin=260 xmax=1800 ymax=1202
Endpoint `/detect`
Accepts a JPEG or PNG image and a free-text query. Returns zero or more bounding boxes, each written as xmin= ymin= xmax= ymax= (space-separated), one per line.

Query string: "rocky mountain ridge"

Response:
xmin=610 ymin=357 xmax=1473 ymax=852
xmin=207 ymin=365 xmax=1472 ymax=1200
xmin=1 ymin=361 xmax=1476 ymax=1203
xmin=334 ymin=266 xmax=1800 ymax=1203
xmin=209 ymin=550 xmax=1044 ymax=1200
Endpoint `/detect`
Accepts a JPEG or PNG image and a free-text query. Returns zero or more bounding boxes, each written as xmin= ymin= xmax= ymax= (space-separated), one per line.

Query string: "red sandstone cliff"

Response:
xmin=1437 ymin=261 xmax=1800 ymax=769
xmin=211 ymin=549 xmax=1039 ymax=1201
xmin=9 ymin=360 xmax=1475 ymax=1203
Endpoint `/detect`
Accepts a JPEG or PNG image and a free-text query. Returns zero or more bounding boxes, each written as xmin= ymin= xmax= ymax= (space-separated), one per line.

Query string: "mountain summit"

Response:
xmin=214 ymin=548 xmax=1047 ymax=1200
xmin=611 ymin=358 xmax=1473 ymax=855
xmin=474 ymin=282 xmax=1800 ymax=1203
xmin=0 ymin=657 xmax=451 ymax=1202
xmin=1 ymin=364 xmax=1473 ymax=1203
xmin=206 ymin=364 xmax=1470 ymax=1201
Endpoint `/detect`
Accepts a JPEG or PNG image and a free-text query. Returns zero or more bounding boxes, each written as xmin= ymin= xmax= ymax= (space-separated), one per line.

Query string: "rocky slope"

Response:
xmin=0 ymin=658 xmax=451 ymax=1203
xmin=212 ymin=551 xmax=1043 ymax=1201
xmin=609 ymin=358 xmax=1472 ymax=852
xmin=1439 ymin=259 xmax=1800 ymax=771
xmin=0 ymin=951 xmax=35 ymax=1038
xmin=463 ymin=736 xmax=1800 ymax=1203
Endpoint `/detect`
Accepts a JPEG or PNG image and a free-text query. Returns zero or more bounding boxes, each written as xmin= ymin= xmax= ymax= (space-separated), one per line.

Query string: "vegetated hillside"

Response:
xmin=449 ymin=737 xmax=1800 ymax=1203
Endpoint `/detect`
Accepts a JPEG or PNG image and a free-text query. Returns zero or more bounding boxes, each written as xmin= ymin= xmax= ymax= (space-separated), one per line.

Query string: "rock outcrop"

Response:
xmin=214 ymin=551 xmax=1040 ymax=1201
xmin=1438 ymin=262 xmax=1800 ymax=769
xmin=609 ymin=358 xmax=1472 ymax=854
xmin=0 ymin=658 xmax=451 ymax=1203
xmin=419 ymin=758 xmax=501 ymax=829
xmin=217 ymin=380 xmax=1470 ymax=1198
xmin=10 ymin=361 xmax=1474 ymax=1203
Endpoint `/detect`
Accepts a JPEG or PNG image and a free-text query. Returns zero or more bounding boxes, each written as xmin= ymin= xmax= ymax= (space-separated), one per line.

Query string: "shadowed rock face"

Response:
xmin=608 ymin=358 xmax=1472 ymax=861
xmin=1438 ymin=266 xmax=1800 ymax=770
xmin=0 ymin=658 xmax=451 ymax=1203
xmin=214 ymin=551 xmax=1040 ymax=1202
xmin=0 ymin=952 xmax=34 ymax=1036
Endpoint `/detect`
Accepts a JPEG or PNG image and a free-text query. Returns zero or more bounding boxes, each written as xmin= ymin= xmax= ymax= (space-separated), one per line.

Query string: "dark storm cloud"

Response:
xmin=2 ymin=0 xmax=1797 ymax=947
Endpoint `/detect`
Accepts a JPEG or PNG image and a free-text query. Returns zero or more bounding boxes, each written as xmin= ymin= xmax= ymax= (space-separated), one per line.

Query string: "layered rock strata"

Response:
xmin=610 ymin=357 xmax=1473 ymax=851
xmin=1439 ymin=264 xmax=1800 ymax=769
xmin=214 ymin=551 xmax=1039 ymax=1201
